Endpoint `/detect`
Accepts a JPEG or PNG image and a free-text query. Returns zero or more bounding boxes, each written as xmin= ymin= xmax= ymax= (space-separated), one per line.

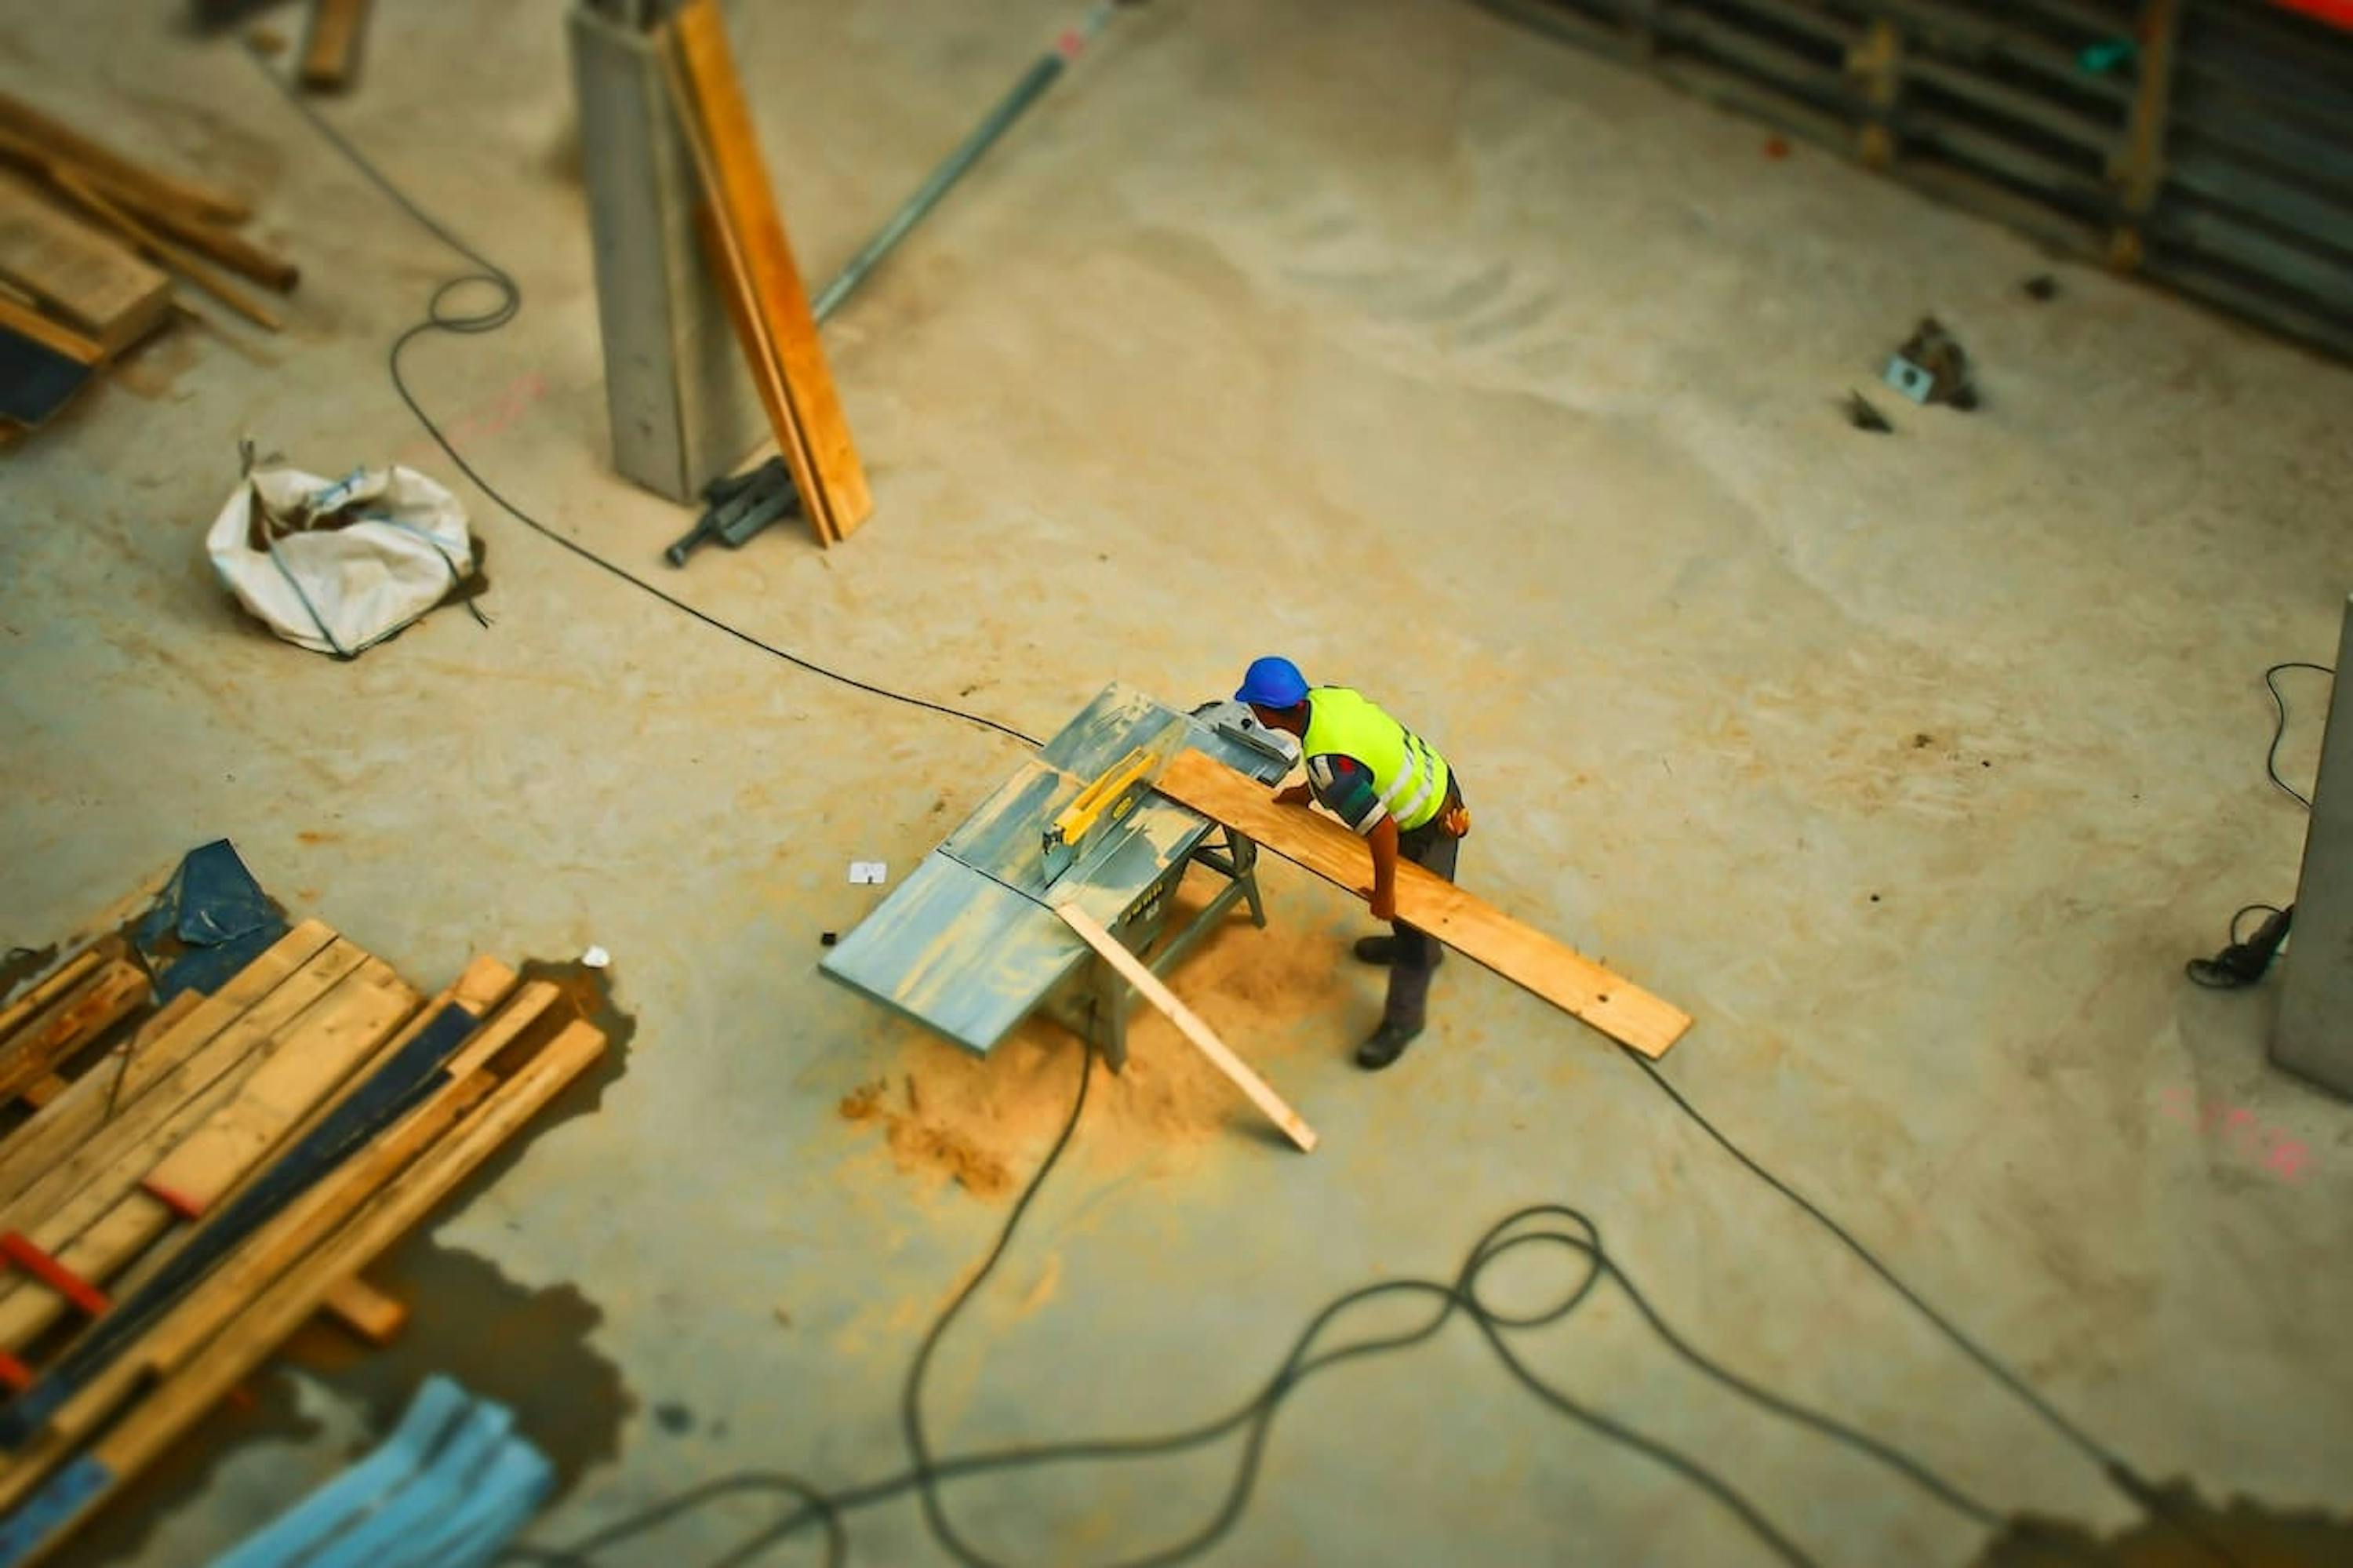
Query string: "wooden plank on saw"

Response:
xmin=0 ymin=172 xmax=170 ymax=354
xmin=0 ymin=962 xmax=149 ymax=1107
xmin=0 ymin=925 xmax=333 ymax=1213
xmin=300 ymin=0 xmax=376 ymax=92
xmin=0 ymin=93 xmax=250 ymax=226
xmin=0 ymin=1020 xmax=606 ymax=1568
xmin=0 ymin=938 xmax=369 ymax=1271
xmin=1055 ymin=902 xmax=1317 ymax=1152
xmin=1155 ymin=749 xmax=1693 ymax=1059
xmin=0 ymin=968 xmax=416 ymax=1357
xmin=667 ymin=0 xmax=872 ymax=545
xmin=0 ymin=940 xmax=115 ymax=1050
xmin=0 ymin=970 xmax=527 ymax=1499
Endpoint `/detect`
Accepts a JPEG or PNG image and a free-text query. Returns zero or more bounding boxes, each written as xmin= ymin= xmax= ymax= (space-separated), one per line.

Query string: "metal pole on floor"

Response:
xmin=812 ymin=2 xmax=1129 ymax=324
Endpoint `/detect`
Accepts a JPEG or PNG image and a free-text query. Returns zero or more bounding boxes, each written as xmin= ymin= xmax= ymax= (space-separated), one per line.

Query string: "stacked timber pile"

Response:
xmin=0 ymin=921 xmax=604 ymax=1567
xmin=0 ymin=89 xmax=296 ymax=438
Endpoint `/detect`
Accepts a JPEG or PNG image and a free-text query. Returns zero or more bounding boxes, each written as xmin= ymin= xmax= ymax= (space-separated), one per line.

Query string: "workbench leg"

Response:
xmin=1232 ymin=831 xmax=1267 ymax=929
xmin=1092 ymin=966 xmax=1129 ymax=1075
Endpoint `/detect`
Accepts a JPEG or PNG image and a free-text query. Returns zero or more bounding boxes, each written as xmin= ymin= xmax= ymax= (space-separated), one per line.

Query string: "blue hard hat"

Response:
xmin=1235 ymin=656 xmax=1308 ymax=709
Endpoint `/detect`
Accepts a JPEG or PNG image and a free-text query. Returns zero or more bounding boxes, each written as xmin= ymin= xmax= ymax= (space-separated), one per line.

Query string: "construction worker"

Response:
xmin=1234 ymin=657 xmax=1469 ymax=1070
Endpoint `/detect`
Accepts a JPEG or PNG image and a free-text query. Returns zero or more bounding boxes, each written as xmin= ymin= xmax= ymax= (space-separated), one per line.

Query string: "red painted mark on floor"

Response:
xmin=392 ymin=370 xmax=549 ymax=471
xmin=2159 ymin=1086 xmax=2310 ymax=1184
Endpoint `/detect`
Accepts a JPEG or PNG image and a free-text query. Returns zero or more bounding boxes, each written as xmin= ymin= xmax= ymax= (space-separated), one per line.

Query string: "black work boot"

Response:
xmin=1355 ymin=1020 xmax=1421 ymax=1070
xmin=1352 ymin=936 xmax=1441 ymax=968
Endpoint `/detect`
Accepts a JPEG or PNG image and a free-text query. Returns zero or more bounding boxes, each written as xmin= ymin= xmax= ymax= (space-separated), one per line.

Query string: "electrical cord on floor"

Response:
xmin=245 ymin=38 xmax=2208 ymax=1568
xmin=2186 ymin=660 xmax=2336 ymax=988
xmin=242 ymin=45 xmax=1042 ymax=753
xmin=2262 ymin=660 xmax=2334 ymax=810
xmin=521 ymin=1046 xmax=2021 ymax=1568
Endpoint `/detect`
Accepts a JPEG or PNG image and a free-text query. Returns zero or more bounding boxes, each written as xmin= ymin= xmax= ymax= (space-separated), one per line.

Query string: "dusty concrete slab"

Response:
xmin=2 ymin=0 xmax=2350 ymax=1564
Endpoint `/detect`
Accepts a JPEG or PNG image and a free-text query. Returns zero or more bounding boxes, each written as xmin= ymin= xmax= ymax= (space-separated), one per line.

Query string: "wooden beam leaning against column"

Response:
xmin=665 ymin=0 xmax=873 ymax=546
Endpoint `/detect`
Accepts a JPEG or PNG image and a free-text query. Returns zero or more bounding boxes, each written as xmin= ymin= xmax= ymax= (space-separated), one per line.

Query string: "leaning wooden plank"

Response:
xmin=0 ymin=94 xmax=249 ymax=225
xmin=44 ymin=169 xmax=280 ymax=332
xmin=0 ymin=925 xmax=333 ymax=1212
xmin=0 ymin=941 xmax=114 ymax=1049
xmin=0 ymin=173 xmax=170 ymax=353
xmin=1156 ymin=750 xmax=1693 ymax=1059
xmin=0 ymin=940 xmax=370 ymax=1259
xmin=0 ymin=972 xmax=417 ymax=1356
xmin=0 ymin=1022 xmax=606 ymax=1568
xmin=300 ymin=0 xmax=376 ymax=92
xmin=0 ymin=974 xmax=522 ymax=1499
xmin=139 ymin=965 xmax=422 ymax=1220
xmin=667 ymin=0 xmax=873 ymax=544
xmin=0 ymin=963 xmax=148 ymax=1107
xmin=662 ymin=48 xmax=835 ymax=545
xmin=1056 ymin=903 xmax=1315 ymax=1151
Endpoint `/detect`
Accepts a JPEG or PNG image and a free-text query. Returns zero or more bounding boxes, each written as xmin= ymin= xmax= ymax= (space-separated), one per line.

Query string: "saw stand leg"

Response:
xmin=1068 ymin=828 xmax=1266 ymax=1075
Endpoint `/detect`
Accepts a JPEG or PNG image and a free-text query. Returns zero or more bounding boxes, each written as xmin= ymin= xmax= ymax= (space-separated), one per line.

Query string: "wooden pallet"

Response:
xmin=0 ymin=928 xmax=604 ymax=1566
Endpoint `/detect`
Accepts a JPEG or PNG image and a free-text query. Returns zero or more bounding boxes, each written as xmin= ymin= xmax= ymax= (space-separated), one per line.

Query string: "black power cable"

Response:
xmin=2186 ymin=660 xmax=2337 ymax=988
xmin=530 ymin=1046 xmax=2009 ymax=1568
xmin=2262 ymin=660 xmax=2335 ymax=810
xmin=242 ymin=46 xmax=1041 ymax=753
xmin=245 ymin=40 xmax=2203 ymax=1568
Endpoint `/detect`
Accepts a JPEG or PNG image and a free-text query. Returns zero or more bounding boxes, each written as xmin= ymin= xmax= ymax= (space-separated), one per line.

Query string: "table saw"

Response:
xmin=820 ymin=683 xmax=1297 ymax=1068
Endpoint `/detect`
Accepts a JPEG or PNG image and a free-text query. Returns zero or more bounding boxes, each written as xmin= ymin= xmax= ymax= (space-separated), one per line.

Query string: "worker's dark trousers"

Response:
xmin=1384 ymin=781 xmax=1464 ymax=1032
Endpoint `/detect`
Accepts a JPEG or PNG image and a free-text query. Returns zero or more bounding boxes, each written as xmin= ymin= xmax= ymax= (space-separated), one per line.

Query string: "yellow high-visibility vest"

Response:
xmin=1301 ymin=686 xmax=1452 ymax=832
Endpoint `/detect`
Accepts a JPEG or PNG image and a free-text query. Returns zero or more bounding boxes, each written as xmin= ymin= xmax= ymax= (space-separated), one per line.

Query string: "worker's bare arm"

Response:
xmin=1363 ymin=816 xmax=1400 ymax=922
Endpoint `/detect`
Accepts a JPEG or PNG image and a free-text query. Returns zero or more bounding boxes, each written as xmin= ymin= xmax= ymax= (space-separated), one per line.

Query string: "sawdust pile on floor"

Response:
xmin=839 ymin=864 xmax=1369 ymax=1199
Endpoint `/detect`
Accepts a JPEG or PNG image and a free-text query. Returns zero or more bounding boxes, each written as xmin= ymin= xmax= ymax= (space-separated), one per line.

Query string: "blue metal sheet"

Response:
xmin=820 ymin=852 xmax=1088 ymax=1053
xmin=820 ymin=682 xmax=1275 ymax=1055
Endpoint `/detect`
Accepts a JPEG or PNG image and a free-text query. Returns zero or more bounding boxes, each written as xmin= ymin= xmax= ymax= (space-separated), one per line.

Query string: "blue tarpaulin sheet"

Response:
xmin=133 ymin=840 xmax=288 ymax=1002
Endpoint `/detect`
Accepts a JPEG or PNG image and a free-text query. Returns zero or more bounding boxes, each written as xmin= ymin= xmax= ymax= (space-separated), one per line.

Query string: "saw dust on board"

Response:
xmin=839 ymin=863 xmax=1363 ymax=1197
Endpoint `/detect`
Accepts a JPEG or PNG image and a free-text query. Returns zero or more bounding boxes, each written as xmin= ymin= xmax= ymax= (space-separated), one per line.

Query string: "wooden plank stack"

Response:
xmin=0 ymin=922 xmax=606 ymax=1567
xmin=0 ymin=90 xmax=296 ymax=438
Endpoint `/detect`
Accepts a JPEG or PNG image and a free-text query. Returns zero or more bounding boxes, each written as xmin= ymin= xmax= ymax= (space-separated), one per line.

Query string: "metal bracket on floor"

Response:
xmin=664 ymin=456 xmax=799 ymax=567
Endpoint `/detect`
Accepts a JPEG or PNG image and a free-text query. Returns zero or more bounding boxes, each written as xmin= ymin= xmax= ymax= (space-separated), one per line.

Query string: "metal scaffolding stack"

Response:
xmin=1486 ymin=0 xmax=2353 ymax=359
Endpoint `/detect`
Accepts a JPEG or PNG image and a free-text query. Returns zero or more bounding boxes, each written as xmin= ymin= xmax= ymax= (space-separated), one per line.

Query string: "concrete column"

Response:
xmin=568 ymin=4 xmax=762 ymax=504
xmin=2272 ymin=594 xmax=2353 ymax=1095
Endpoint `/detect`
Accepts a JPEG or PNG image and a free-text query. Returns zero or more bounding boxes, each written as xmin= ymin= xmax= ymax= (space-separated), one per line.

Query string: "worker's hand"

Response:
xmin=1274 ymin=784 xmax=1313 ymax=808
xmin=1362 ymin=884 xmax=1398 ymax=922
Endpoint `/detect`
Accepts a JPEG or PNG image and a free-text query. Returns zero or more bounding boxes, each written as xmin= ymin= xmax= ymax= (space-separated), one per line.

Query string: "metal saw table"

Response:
xmin=820 ymin=683 xmax=1295 ymax=1067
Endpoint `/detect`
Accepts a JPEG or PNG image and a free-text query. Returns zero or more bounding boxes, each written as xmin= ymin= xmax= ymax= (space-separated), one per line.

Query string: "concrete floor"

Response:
xmin=4 ymin=0 xmax=2351 ymax=1563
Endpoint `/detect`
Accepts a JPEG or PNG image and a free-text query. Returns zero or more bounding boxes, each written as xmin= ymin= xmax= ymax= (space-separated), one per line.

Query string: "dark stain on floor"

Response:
xmin=268 ymin=959 xmax=642 ymax=1499
xmin=281 ymin=1241 xmax=632 ymax=1501
xmin=71 ymin=1366 xmax=321 ymax=1568
xmin=0 ymin=943 xmax=60 ymax=1002
xmin=1974 ymin=1483 xmax=2353 ymax=1566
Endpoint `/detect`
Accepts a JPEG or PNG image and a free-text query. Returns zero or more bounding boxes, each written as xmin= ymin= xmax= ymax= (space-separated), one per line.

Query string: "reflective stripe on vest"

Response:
xmin=1300 ymin=687 xmax=1453 ymax=832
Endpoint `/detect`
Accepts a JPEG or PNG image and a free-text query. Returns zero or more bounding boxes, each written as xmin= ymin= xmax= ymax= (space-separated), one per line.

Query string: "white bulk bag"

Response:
xmin=205 ymin=463 xmax=477 ymax=657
